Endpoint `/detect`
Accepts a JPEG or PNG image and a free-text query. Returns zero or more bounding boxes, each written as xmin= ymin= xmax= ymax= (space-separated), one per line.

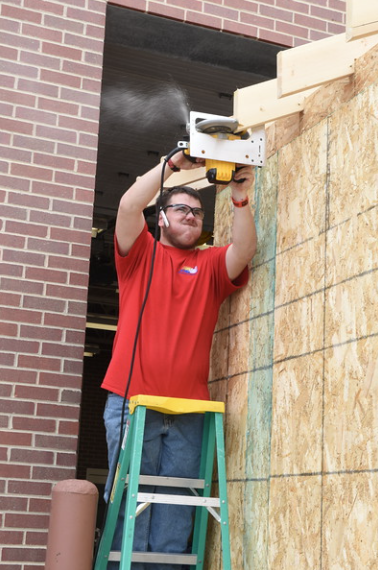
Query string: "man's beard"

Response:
xmin=161 ymin=226 xmax=200 ymax=250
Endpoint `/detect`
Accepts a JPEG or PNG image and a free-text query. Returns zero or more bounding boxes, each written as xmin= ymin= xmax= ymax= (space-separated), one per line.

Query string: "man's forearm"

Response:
xmin=225 ymin=166 xmax=257 ymax=280
xmin=230 ymin=166 xmax=257 ymax=261
xmin=118 ymin=162 xmax=173 ymax=214
xmin=231 ymin=204 xmax=257 ymax=262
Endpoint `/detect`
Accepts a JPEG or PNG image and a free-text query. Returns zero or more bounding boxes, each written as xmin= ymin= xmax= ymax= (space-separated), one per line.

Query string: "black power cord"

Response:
xmin=93 ymin=145 xmax=184 ymax=567
xmin=118 ymin=145 xmax=184 ymax=448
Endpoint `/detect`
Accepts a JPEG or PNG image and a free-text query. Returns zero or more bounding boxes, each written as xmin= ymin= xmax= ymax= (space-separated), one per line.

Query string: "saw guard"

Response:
xmin=187 ymin=111 xmax=266 ymax=167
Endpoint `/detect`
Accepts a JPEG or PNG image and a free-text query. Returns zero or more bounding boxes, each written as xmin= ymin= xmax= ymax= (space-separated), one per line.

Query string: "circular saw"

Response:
xmin=181 ymin=112 xmax=265 ymax=185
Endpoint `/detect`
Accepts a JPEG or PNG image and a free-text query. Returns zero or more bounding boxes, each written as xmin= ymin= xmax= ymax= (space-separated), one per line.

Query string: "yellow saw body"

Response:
xmin=182 ymin=111 xmax=266 ymax=185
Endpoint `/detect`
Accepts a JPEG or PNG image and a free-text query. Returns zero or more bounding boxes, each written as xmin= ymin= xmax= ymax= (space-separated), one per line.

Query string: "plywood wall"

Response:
xmin=208 ymin=43 xmax=378 ymax=570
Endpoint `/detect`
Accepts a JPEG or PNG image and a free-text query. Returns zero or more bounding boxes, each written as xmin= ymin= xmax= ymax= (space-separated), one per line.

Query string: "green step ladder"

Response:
xmin=94 ymin=394 xmax=232 ymax=570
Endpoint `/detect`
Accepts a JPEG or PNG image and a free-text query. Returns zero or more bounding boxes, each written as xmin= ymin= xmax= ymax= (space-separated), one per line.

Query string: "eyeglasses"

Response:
xmin=163 ymin=203 xmax=205 ymax=220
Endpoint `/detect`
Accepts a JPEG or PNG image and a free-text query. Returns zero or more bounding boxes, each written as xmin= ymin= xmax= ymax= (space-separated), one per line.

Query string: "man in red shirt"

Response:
xmin=102 ymin=150 xmax=256 ymax=569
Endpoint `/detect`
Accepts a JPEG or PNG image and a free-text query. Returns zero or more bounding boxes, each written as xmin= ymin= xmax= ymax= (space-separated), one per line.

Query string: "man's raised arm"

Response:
xmin=225 ymin=165 xmax=257 ymax=281
xmin=115 ymin=152 xmax=204 ymax=256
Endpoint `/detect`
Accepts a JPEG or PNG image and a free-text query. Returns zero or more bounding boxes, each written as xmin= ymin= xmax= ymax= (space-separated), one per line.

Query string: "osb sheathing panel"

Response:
xmin=209 ymin=328 xmax=229 ymax=381
xmin=326 ymin=206 xmax=378 ymax=286
xmin=246 ymin=156 xmax=278 ymax=484
xmin=249 ymin=261 xmax=276 ymax=318
xmin=354 ymin=41 xmax=378 ymax=93
xmin=208 ymin=45 xmax=378 ymax=570
xmin=276 ymin=121 xmax=328 ymax=253
xmin=324 ymin=339 xmax=378 ymax=472
xmin=244 ymin=480 xmax=269 ymax=570
xmin=245 ymin=368 xmax=273 ymax=481
xmin=228 ymin=319 xmax=250 ymax=377
xmin=207 ymin=154 xmax=278 ymax=568
xmin=268 ymin=476 xmax=322 ymax=569
xmin=326 ymin=270 xmax=378 ymax=346
xmin=211 ymin=185 xmax=233 ymax=336
xmin=225 ymin=374 xmax=248 ymax=479
xmin=265 ymin=113 xmax=301 ymax=158
xmin=206 ymin=481 xmax=249 ymax=570
xmin=274 ymin=292 xmax=324 ymax=361
xmin=270 ymin=353 xmax=323 ymax=476
xmin=328 ymin=83 xmax=378 ymax=227
xmin=300 ymin=76 xmax=354 ymax=133
xmin=252 ymin=154 xmax=278 ymax=268
xmin=275 ymin=233 xmax=325 ymax=306
xmin=213 ymin=185 xmax=233 ymax=247
xmin=227 ymin=481 xmax=246 ymax=568
xmin=322 ymin=472 xmax=378 ymax=568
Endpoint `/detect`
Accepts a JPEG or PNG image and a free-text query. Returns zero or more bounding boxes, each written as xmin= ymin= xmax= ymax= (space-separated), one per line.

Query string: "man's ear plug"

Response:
xmin=161 ymin=210 xmax=170 ymax=227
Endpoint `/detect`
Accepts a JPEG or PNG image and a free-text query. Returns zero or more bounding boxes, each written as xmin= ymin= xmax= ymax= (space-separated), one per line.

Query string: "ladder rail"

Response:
xmin=94 ymin=417 xmax=136 ymax=570
xmin=191 ymin=410 xmax=217 ymax=570
xmin=215 ymin=412 xmax=232 ymax=570
xmin=120 ymin=406 xmax=146 ymax=570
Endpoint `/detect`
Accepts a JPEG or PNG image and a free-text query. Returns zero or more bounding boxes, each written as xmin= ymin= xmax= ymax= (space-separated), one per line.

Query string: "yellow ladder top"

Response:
xmin=129 ymin=395 xmax=225 ymax=416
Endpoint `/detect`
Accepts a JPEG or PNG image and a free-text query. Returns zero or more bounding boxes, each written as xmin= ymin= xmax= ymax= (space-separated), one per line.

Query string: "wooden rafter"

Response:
xmin=233 ymin=79 xmax=317 ymax=130
xmin=277 ymin=32 xmax=378 ymax=98
xmin=346 ymin=0 xmax=378 ymax=40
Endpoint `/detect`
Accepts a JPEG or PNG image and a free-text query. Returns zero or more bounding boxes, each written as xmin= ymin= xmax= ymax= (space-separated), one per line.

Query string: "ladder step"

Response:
xmin=137 ymin=492 xmax=220 ymax=508
xmin=127 ymin=474 xmax=205 ymax=489
xmin=109 ymin=551 xmax=198 ymax=565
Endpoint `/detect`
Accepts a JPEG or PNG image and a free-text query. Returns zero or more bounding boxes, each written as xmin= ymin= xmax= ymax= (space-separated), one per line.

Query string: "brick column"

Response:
xmin=0 ymin=1 xmax=106 ymax=567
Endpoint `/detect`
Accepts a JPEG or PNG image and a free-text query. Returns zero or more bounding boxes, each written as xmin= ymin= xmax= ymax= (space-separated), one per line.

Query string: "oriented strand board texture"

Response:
xmin=208 ymin=44 xmax=378 ymax=569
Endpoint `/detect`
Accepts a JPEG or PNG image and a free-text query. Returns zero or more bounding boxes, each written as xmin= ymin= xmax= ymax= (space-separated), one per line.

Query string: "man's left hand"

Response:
xmin=230 ymin=165 xmax=254 ymax=194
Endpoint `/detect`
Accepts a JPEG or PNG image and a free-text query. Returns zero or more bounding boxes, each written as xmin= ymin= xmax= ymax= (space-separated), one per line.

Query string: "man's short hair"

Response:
xmin=157 ymin=186 xmax=204 ymax=211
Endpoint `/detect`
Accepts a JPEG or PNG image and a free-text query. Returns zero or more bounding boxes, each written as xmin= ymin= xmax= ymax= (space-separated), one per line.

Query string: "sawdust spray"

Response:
xmin=100 ymin=82 xmax=190 ymax=138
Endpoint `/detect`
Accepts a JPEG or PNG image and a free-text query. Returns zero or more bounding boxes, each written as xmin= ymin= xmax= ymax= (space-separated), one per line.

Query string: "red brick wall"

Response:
xmin=114 ymin=0 xmax=346 ymax=47
xmin=0 ymin=0 xmax=107 ymax=567
xmin=0 ymin=0 xmax=347 ymax=568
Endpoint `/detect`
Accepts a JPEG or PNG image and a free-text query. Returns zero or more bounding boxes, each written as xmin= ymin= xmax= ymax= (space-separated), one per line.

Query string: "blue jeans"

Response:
xmin=103 ymin=393 xmax=204 ymax=570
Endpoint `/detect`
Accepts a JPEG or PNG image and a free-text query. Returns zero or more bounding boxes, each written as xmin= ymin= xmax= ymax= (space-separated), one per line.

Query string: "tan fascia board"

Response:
xmin=277 ymin=31 xmax=378 ymax=98
xmin=233 ymin=79 xmax=318 ymax=130
xmin=346 ymin=0 xmax=378 ymax=41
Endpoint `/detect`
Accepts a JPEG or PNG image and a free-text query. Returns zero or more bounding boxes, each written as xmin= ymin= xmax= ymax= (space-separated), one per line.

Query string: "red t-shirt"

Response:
xmin=101 ymin=223 xmax=248 ymax=400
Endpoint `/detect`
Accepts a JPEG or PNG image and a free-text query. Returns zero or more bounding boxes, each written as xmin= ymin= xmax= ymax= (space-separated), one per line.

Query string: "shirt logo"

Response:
xmin=179 ymin=265 xmax=198 ymax=275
